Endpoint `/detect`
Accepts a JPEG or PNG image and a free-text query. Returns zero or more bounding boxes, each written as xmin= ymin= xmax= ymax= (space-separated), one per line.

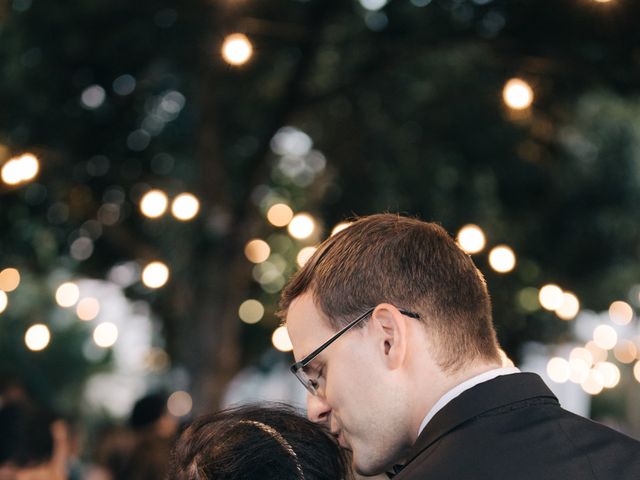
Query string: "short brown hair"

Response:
xmin=279 ymin=213 xmax=500 ymax=372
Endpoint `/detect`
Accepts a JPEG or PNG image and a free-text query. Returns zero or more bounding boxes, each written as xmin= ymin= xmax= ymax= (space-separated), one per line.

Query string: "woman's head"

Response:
xmin=168 ymin=403 xmax=350 ymax=480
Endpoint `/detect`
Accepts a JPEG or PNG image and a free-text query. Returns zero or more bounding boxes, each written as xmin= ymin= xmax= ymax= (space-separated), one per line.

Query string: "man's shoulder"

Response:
xmin=396 ymin=373 xmax=640 ymax=480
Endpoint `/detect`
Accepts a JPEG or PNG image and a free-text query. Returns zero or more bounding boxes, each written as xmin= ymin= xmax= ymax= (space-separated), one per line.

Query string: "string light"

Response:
xmin=288 ymin=213 xmax=315 ymax=240
xmin=331 ymin=222 xmax=352 ymax=236
xmin=238 ymin=299 xmax=264 ymax=324
xmin=556 ymin=292 xmax=580 ymax=320
xmin=581 ymin=369 xmax=604 ymax=395
xmin=569 ymin=347 xmax=593 ymax=367
xmin=594 ymin=361 xmax=620 ymax=389
xmin=267 ymin=203 xmax=294 ymax=227
xmin=171 ymin=193 xmax=200 ymax=221
xmin=93 ymin=322 xmax=119 ymax=347
xmin=585 ymin=341 xmax=608 ymax=364
xmin=539 ymin=284 xmax=563 ymax=311
xmin=142 ymin=261 xmax=170 ymax=289
xmin=244 ymin=239 xmax=271 ymax=264
xmin=0 ymin=291 xmax=7 ymax=314
xmin=140 ymin=189 xmax=168 ymax=218
xmin=547 ymin=357 xmax=570 ymax=383
xmin=272 ymin=326 xmax=293 ymax=352
xmin=167 ymin=391 xmax=193 ymax=417
xmin=25 ymin=324 xmax=50 ymax=351
xmin=503 ymin=78 xmax=534 ymax=110
xmin=593 ymin=325 xmax=617 ymax=350
xmin=296 ymin=246 xmax=317 ymax=267
xmin=488 ymin=245 xmax=516 ymax=273
xmin=222 ymin=34 xmax=253 ymax=66
xmin=76 ymin=297 xmax=100 ymax=321
xmin=613 ymin=340 xmax=637 ymax=364
xmin=0 ymin=268 xmax=21 ymax=292
xmin=55 ymin=282 xmax=80 ymax=307
xmin=608 ymin=300 xmax=633 ymax=325
xmin=1 ymin=154 xmax=39 ymax=186
xmin=568 ymin=357 xmax=590 ymax=383
xmin=456 ymin=224 xmax=486 ymax=254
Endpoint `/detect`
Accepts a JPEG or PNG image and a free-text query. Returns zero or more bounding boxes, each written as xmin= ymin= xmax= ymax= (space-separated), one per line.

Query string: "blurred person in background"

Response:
xmin=122 ymin=391 xmax=179 ymax=480
xmin=167 ymin=403 xmax=351 ymax=480
xmin=0 ymin=402 xmax=69 ymax=480
xmin=83 ymin=425 xmax=137 ymax=480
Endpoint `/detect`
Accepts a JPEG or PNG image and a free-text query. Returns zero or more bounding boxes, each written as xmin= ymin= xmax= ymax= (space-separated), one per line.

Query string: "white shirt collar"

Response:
xmin=417 ymin=366 xmax=520 ymax=436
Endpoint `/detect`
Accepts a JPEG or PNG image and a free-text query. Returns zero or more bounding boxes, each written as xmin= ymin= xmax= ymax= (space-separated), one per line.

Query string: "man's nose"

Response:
xmin=307 ymin=392 xmax=331 ymax=424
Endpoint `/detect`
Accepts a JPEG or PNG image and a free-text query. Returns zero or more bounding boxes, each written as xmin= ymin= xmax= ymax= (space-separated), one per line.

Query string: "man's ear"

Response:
xmin=371 ymin=303 xmax=408 ymax=370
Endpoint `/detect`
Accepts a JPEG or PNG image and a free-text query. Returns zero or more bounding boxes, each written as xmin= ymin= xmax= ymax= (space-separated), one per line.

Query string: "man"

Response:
xmin=280 ymin=213 xmax=640 ymax=479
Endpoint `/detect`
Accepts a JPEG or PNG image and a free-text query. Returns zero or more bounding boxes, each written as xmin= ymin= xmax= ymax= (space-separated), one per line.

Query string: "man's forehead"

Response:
xmin=286 ymin=293 xmax=333 ymax=359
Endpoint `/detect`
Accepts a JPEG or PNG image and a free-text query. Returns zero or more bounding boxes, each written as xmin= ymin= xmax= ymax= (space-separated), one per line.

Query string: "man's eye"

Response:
xmin=309 ymin=378 xmax=319 ymax=389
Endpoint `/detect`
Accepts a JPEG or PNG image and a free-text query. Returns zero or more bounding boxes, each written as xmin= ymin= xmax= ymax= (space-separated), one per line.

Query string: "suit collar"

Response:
xmin=403 ymin=372 xmax=558 ymax=466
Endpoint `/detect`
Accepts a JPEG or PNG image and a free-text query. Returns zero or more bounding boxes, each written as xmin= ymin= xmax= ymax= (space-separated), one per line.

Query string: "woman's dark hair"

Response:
xmin=167 ymin=403 xmax=351 ymax=480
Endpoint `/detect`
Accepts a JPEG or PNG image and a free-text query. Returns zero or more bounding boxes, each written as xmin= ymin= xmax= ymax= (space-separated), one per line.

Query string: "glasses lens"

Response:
xmin=296 ymin=368 xmax=317 ymax=395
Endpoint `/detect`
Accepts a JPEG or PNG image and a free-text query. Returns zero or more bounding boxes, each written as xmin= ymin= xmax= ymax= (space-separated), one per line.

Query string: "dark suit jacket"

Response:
xmin=395 ymin=373 xmax=640 ymax=479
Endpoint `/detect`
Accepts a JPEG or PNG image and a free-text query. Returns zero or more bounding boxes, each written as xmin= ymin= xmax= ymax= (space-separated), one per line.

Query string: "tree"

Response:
xmin=1 ymin=0 xmax=639 ymax=420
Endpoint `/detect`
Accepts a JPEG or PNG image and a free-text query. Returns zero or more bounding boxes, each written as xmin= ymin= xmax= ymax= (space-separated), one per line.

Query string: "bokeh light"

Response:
xmin=594 ymin=361 xmax=620 ymax=389
xmin=585 ymin=341 xmax=608 ymax=364
xmin=634 ymin=361 xmax=640 ymax=383
xmin=331 ymin=222 xmax=352 ymax=236
xmin=1 ymin=154 xmax=39 ymax=186
xmin=144 ymin=348 xmax=171 ymax=372
xmin=296 ymin=246 xmax=317 ymax=268
xmin=288 ymin=213 xmax=315 ymax=240
xmin=613 ymin=339 xmax=637 ymax=364
xmin=503 ymin=78 xmax=534 ymax=110
xmin=568 ymin=357 xmax=590 ymax=383
xmin=267 ymin=203 xmax=294 ymax=227
xmin=1 ymin=158 xmax=22 ymax=185
xmin=488 ymin=245 xmax=516 ymax=273
xmin=546 ymin=357 xmax=570 ymax=383
xmin=456 ymin=224 xmax=486 ymax=254
xmin=556 ymin=292 xmax=580 ymax=320
xmin=593 ymin=324 xmax=618 ymax=350
xmin=171 ymin=193 xmax=200 ymax=221
xmin=167 ymin=391 xmax=193 ymax=417
xmin=272 ymin=326 xmax=293 ymax=352
xmin=581 ymin=369 xmax=604 ymax=395
xmin=0 ymin=268 xmax=21 ymax=292
xmin=55 ymin=282 xmax=80 ymax=307
xmin=19 ymin=154 xmax=39 ymax=182
xmin=238 ymin=299 xmax=264 ymax=324
xmin=516 ymin=287 xmax=540 ymax=312
xmin=569 ymin=347 xmax=593 ymax=367
xmin=608 ymin=300 xmax=633 ymax=325
xmin=25 ymin=324 xmax=50 ymax=351
xmin=221 ymin=33 xmax=253 ymax=66
xmin=81 ymin=85 xmax=106 ymax=109
xmin=142 ymin=261 xmax=170 ymax=289
xmin=539 ymin=284 xmax=563 ymax=311
xmin=244 ymin=239 xmax=271 ymax=263
xmin=140 ymin=189 xmax=168 ymax=218
xmin=0 ymin=291 xmax=7 ymax=314
xmin=93 ymin=322 xmax=119 ymax=348
xmin=76 ymin=297 xmax=100 ymax=321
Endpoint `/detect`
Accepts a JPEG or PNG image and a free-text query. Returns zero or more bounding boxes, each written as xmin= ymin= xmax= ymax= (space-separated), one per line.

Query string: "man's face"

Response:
xmin=286 ymin=293 xmax=413 ymax=475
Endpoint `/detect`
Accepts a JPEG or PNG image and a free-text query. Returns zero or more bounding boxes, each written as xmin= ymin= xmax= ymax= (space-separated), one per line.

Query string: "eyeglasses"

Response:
xmin=289 ymin=306 xmax=420 ymax=395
